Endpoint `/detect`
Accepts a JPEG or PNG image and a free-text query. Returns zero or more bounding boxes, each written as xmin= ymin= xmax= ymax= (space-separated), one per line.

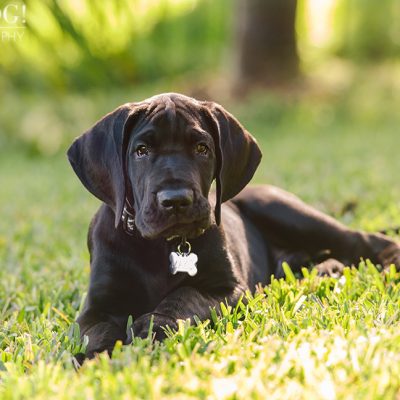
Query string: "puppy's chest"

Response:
xmin=124 ymin=252 xmax=188 ymax=315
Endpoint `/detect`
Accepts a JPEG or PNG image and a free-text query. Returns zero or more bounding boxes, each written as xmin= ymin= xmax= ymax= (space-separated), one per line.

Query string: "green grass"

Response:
xmin=1 ymin=68 xmax=400 ymax=399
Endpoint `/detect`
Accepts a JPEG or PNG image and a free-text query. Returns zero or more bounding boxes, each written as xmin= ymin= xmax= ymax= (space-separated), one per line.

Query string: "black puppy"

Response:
xmin=68 ymin=93 xmax=400 ymax=360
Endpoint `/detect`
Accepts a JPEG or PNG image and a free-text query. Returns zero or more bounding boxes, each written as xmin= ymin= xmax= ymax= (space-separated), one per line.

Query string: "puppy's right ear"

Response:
xmin=67 ymin=103 xmax=144 ymax=227
xmin=201 ymin=102 xmax=262 ymax=225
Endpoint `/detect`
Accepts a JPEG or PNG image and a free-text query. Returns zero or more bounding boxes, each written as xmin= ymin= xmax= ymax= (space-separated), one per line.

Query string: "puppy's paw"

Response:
xmin=126 ymin=313 xmax=177 ymax=343
xmin=315 ymin=258 xmax=345 ymax=278
xmin=378 ymin=243 xmax=400 ymax=270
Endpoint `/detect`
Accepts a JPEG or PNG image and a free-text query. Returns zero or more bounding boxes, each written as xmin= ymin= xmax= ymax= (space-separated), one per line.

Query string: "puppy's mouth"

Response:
xmin=140 ymin=217 xmax=211 ymax=240
xmin=136 ymin=196 xmax=212 ymax=240
xmin=162 ymin=221 xmax=209 ymax=241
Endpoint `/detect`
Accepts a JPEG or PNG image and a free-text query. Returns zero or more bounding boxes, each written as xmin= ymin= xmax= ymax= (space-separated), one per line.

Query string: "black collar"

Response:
xmin=121 ymin=198 xmax=135 ymax=235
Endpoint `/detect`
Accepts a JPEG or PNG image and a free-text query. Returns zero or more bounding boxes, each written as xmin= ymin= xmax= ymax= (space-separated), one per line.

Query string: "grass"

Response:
xmin=1 ymin=66 xmax=400 ymax=399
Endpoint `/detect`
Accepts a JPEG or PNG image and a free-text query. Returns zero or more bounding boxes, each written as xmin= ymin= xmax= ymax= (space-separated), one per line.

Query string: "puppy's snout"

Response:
xmin=157 ymin=189 xmax=193 ymax=211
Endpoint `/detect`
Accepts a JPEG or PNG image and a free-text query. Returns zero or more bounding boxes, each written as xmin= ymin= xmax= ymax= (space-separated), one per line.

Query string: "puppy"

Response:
xmin=68 ymin=93 xmax=400 ymax=360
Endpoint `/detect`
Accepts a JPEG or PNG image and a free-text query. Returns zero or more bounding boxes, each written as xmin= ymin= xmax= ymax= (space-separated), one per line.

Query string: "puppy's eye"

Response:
xmin=195 ymin=143 xmax=208 ymax=155
xmin=136 ymin=145 xmax=149 ymax=157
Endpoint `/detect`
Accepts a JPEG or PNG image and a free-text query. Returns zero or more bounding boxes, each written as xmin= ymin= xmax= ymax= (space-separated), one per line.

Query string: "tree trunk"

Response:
xmin=234 ymin=0 xmax=299 ymax=92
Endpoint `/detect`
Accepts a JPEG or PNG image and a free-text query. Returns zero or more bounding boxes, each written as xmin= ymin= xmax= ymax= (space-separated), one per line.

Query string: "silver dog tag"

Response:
xmin=169 ymin=252 xmax=198 ymax=276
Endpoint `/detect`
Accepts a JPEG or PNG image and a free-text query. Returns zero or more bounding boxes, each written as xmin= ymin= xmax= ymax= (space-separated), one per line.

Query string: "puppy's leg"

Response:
xmin=271 ymin=247 xmax=342 ymax=278
xmin=235 ymin=185 xmax=400 ymax=269
xmin=127 ymin=286 xmax=244 ymax=341
xmin=75 ymin=308 xmax=127 ymax=362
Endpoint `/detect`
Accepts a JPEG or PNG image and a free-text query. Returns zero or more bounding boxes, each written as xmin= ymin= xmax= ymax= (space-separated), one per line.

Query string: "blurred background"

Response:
xmin=0 ymin=0 xmax=399 ymax=154
xmin=0 ymin=0 xmax=400 ymax=229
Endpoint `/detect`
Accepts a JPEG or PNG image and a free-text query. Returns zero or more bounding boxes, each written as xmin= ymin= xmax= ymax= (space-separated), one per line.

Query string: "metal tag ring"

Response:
xmin=177 ymin=241 xmax=191 ymax=255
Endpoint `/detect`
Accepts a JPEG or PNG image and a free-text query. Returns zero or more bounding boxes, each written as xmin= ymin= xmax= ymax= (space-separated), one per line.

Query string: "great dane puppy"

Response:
xmin=68 ymin=93 xmax=400 ymax=360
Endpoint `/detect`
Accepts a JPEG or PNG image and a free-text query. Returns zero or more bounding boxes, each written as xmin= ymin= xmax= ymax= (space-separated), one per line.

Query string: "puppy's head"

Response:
xmin=67 ymin=93 xmax=261 ymax=239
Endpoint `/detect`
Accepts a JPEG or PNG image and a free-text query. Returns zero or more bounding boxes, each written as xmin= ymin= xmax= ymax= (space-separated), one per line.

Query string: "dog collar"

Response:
xmin=121 ymin=200 xmax=135 ymax=235
xmin=121 ymin=202 xmax=199 ymax=276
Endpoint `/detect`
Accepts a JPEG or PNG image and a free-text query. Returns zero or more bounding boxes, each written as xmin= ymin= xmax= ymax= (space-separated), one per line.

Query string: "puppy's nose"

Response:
xmin=157 ymin=189 xmax=193 ymax=210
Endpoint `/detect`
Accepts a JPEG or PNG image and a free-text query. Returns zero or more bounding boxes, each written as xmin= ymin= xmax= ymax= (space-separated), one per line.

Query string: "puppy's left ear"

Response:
xmin=203 ymin=102 xmax=262 ymax=224
xmin=67 ymin=103 xmax=144 ymax=228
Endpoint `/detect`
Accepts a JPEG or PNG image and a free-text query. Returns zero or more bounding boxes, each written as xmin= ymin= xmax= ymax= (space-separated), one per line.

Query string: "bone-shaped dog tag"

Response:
xmin=169 ymin=252 xmax=198 ymax=276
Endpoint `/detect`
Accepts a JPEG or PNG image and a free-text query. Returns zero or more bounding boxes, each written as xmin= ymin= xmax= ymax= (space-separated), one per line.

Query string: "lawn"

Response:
xmin=1 ymin=66 xmax=400 ymax=399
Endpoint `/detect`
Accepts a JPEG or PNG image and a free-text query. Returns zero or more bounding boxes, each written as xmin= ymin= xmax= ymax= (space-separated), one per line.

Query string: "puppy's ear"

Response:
xmin=204 ymin=103 xmax=262 ymax=224
xmin=67 ymin=103 xmax=144 ymax=228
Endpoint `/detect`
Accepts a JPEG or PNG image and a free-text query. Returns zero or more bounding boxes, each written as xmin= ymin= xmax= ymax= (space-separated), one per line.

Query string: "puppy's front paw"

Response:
xmin=126 ymin=313 xmax=177 ymax=343
xmin=315 ymin=258 xmax=345 ymax=278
